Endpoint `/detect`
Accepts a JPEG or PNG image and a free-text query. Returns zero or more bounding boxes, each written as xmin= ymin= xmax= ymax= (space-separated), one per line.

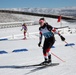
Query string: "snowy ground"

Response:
xmin=0 ymin=19 xmax=76 ymax=75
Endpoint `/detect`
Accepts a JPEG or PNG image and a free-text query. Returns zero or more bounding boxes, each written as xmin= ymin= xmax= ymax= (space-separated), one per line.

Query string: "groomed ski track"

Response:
xmin=0 ymin=24 xmax=76 ymax=75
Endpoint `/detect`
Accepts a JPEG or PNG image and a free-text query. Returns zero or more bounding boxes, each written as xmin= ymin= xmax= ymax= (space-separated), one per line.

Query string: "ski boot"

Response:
xmin=48 ymin=54 xmax=52 ymax=65
xmin=23 ymin=37 xmax=26 ymax=40
xmin=41 ymin=58 xmax=48 ymax=65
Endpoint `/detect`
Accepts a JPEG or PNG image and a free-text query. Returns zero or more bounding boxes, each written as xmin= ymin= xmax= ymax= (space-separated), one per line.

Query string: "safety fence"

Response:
xmin=0 ymin=21 xmax=34 ymax=29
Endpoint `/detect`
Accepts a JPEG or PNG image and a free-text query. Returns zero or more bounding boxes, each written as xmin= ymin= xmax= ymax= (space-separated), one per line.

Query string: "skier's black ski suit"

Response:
xmin=39 ymin=23 xmax=55 ymax=55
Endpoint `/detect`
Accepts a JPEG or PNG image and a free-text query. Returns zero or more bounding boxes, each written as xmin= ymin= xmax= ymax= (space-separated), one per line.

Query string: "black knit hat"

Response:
xmin=39 ymin=18 xmax=45 ymax=21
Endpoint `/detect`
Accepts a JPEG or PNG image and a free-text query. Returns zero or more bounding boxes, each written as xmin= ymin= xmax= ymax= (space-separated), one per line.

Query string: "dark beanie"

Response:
xmin=39 ymin=18 xmax=45 ymax=21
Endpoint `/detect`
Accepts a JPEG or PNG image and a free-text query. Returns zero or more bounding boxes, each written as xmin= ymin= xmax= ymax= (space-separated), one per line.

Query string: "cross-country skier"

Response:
xmin=21 ymin=23 xmax=27 ymax=39
xmin=38 ymin=18 xmax=65 ymax=65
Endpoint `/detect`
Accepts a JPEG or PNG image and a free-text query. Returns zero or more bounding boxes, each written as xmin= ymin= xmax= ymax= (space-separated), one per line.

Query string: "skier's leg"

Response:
xmin=43 ymin=39 xmax=47 ymax=61
xmin=43 ymin=49 xmax=48 ymax=61
xmin=48 ymin=54 xmax=52 ymax=63
xmin=24 ymin=31 xmax=26 ymax=39
xmin=46 ymin=48 xmax=52 ymax=63
xmin=46 ymin=37 xmax=55 ymax=63
xmin=42 ymin=39 xmax=51 ymax=64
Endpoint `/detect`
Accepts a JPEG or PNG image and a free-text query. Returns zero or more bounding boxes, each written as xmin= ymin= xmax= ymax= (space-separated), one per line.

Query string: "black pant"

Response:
xmin=43 ymin=37 xmax=55 ymax=55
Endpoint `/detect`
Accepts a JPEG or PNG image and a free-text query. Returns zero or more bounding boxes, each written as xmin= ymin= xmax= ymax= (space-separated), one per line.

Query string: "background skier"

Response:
xmin=21 ymin=23 xmax=27 ymax=39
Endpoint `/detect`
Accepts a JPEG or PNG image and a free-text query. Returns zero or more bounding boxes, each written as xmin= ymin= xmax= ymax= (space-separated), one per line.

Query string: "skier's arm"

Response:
xmin=52 ymin=27 xmax=65 ymax=41
xmin=47 ymin=24 xmax=65 ymax=41
xmin=38 ymin=32 xmax=42 ymax=47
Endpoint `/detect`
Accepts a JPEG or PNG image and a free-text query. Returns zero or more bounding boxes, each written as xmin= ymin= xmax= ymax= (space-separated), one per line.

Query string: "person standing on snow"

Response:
xmin=38 ymin=18 xmax=65 ymax=65
xmin=21 ymin=23 xmax=27 ymax=40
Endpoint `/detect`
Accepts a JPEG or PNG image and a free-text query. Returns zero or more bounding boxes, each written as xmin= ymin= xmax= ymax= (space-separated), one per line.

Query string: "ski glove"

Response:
xmin=60 ymin=35 xmax=65 ymax=41
xmin=38 ymin=42 xmax=41 ymax=47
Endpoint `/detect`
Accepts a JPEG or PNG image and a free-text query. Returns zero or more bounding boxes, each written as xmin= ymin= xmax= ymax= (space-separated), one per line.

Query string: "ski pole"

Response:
xmin=51 ymin=52 xmax=65 ymax=62
xmin=40 ymin=45 xmax=65 ymax=62
xmin=64 ymin=40 xmax=68 ymax=44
